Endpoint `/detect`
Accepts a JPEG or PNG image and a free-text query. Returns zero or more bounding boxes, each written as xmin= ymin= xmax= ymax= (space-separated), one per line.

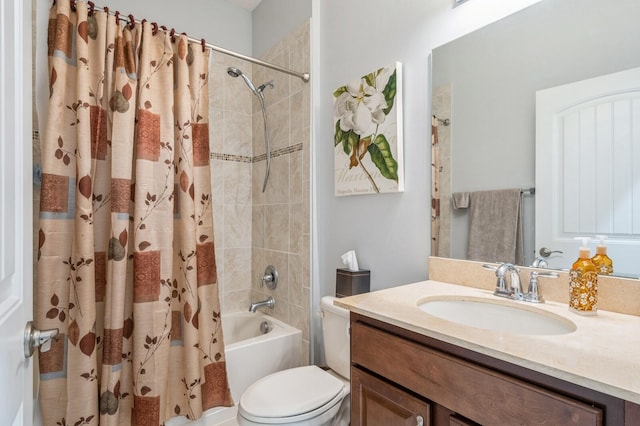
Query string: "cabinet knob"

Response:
xmin=416 ymin=415 xmax=424 ymax=426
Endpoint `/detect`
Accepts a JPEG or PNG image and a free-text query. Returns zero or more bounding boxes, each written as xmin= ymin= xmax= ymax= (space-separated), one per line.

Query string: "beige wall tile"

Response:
xmin=224 ymin=248 xmax=252 ymax=291
xmin=289 ymin=202 xmax=304 ymax=255
xmin=223 ymin=110 xmax=252 ymax=157
xmin=265 ymin=204 xmax=290 ymax=252
xmin=266 ymin=98 xmax=291 ymax=152
xmin=289 ymin=254 xmax=303 ymax=307
xmin=289 ymin=149 xmax=303 ymax=205
xmin=223 ymin=161 xmax=252 ymax=205
xmin=223 ymin=204 xmax=252 ymax=248
xmin=223 ymin=289 xmax=252 ymax=314
xmin=264 ymin=155 xmax=290 ymax=204
xmin=252 ymin=204 xmax=265 ymax=249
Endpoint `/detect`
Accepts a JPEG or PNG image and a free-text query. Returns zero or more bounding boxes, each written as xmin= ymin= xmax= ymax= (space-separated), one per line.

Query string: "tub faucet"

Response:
xmin=249 ymin=296 xmax=275 ymax=313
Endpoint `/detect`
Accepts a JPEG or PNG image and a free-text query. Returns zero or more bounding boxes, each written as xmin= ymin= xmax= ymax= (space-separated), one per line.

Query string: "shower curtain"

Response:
xmin=36 ymin=2 xmax=232 ymax=425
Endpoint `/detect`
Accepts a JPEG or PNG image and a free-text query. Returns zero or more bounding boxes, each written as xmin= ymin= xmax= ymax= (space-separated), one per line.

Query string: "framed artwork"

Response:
xmin=333 ymin=62 xmax=404 ymax=196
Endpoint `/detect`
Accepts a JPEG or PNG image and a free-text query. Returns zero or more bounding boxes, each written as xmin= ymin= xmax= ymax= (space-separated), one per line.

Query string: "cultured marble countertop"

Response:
xmin=336 ymin=280 xmax=640 ymax=404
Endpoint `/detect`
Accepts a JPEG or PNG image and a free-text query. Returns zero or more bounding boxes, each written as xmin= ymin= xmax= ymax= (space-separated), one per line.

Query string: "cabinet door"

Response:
xmin=351 ymin=367 xmax=431 ymax=426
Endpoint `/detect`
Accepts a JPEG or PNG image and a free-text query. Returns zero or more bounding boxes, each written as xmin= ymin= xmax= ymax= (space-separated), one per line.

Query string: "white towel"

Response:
xmin=467 ymin=189 xmax=523 ymax=265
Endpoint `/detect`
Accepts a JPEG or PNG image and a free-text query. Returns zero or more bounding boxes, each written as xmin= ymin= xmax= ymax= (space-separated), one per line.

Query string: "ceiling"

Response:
xmin=228 ymin=0 xmax=262 ymax=11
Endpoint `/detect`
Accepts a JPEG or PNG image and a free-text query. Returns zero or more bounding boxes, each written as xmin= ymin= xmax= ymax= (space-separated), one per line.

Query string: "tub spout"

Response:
xmin=249 ymin=296 xmax=275 ymax=313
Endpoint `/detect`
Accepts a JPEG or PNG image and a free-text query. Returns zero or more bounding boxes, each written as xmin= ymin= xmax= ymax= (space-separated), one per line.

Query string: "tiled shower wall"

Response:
xmin=209 ymin=20 xmax=311 ymax=364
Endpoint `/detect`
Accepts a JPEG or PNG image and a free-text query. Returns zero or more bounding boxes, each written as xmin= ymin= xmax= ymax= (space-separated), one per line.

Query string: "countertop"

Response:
xmin=336 ymin=280 xmax=640 ymax=404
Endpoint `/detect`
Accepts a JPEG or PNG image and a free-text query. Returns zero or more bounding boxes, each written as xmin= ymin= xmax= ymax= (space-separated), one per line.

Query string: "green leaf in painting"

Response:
xmin=364 ymin=72 xmax=377 ymax=88
xmin=334 ymin=120 xmax=344 ymax=147
xmin=343 ymin=130 xmax=358 ymax=157
xmin=367 ymin=134 xmax=398 ymax=182
xmin=382 ymin=68 xmax=397 ymax=115
xmin=333 ymin=85 xmax=348 ymax=98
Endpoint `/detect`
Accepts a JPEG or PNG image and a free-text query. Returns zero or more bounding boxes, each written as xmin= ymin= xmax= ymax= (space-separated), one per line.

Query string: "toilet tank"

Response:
xmin=320 ymin=296 xmax=351 ymax=379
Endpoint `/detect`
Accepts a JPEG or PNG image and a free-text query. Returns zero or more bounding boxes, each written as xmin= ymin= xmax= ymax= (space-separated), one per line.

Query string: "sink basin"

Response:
xmin=418 ymin=297 xmax=576 ymax=335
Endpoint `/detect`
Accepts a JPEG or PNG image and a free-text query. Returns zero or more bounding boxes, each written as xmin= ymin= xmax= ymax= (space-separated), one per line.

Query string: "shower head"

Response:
xmin=227 ymin=66 xmax=259 ymax=96
xmin=226 ymin=66 xmax=242 ymax=78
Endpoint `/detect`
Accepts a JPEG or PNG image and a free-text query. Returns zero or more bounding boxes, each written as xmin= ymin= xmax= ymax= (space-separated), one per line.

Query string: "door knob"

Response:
xmin=539 ymin=247 xmax=563 ymax=258
xmin=24 ymin=321 xmax=59 ymax=358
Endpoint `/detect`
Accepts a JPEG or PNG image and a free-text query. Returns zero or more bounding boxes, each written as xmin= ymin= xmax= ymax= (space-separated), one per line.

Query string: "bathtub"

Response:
xmin=167 ymin=311 xmax=302 ymax=426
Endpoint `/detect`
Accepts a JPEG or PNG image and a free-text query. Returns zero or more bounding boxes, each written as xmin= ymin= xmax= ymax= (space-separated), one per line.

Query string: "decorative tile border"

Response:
xmin=34 ymin=129 xmax=303 ymax=166
xmin=210 ymin=143 xmax=303 ymax=163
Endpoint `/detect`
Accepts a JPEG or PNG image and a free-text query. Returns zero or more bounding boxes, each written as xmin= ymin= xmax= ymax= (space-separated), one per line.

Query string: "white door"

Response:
xmin=0 ymin=0 xmax=35 ymax=424
xmin=536 ymin=66 xmax=640 ymax=276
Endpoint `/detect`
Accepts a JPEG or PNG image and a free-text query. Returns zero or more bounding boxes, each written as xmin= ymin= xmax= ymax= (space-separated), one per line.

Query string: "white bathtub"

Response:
xmin=168 ymin=311 xmax=302 ymax=426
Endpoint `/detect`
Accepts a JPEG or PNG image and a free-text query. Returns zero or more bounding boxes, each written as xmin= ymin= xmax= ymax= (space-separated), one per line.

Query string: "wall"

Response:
xmin=311 ymin=0 xmax=542 ymax=360
xmin=252 ymin=0 xmax=311 ymax=57
xmin=98 ymin=0 xmax=253 ymax=55
xmin=208 ymin=54 xmax=255 ymax=313
xmin=249 ymin=21 xmax=312 ymax=364
xmin=432 ymin=0 xmax=640 ymax=264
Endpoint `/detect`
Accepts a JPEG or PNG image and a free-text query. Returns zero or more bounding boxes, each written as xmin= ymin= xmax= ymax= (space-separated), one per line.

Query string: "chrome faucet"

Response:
xmin=483 ymin=263 xmax=558 ymax=303
xmin=524 ymin=270 xmax=559 ymax=303
xmin=483 ymin=263 xmax=523 ymax=300
xmin=531 ymin=257 xmax=548 ymax=268
xmin=249 ymin=296 xmax=275 ymax=313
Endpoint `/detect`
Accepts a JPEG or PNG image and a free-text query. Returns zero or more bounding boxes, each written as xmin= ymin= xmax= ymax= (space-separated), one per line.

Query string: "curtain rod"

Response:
xmin=59 ymin=0 xmax=310 ymax=82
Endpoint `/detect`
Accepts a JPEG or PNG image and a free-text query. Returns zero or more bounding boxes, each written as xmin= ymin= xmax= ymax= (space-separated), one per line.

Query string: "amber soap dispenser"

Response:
xmin=569 ymin=237 xmax=598 ymax=315
xmin=591 ymin=235 xmax=613 ymax=275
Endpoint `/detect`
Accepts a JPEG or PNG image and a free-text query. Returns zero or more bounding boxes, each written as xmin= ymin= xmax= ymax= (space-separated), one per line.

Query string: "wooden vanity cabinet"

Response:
xmin=350 ymin=313 xmax=638 ymax=425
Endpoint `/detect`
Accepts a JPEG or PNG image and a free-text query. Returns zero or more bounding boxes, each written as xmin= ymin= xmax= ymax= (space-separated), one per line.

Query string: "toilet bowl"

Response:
xmin=237 ymin=296 xmax=351 ymax=426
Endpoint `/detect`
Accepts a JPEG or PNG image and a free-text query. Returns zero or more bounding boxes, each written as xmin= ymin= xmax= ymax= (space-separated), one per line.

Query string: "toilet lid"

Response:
xmin=239 ymin=365 xmax=345 ymax=418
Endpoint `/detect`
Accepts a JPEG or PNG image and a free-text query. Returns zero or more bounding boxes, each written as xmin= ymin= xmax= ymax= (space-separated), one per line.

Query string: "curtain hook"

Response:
xmin=128 ymin=14 xmax=135 ymax=30
xmin=201 ymin=38 xmax=206 ymax=53
xmin=161 ymin=25 xmax=167 ymax=31
xmin=114 ymin=11 xmax=120 ymax=24
xmin=152 ymin=22 xmax=159 ymax=36
xmin=88 ymin=1 xmax=95 ymax=16
xmin=70 ymin=0 xmax=76 ymax=12
xmin=170 ymin=28 xmax=176 ymax=43
xmin=103 ymin=6 xmax=109 ymax=15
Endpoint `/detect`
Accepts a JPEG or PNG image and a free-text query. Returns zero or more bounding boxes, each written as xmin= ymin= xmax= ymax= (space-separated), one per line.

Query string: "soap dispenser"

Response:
xmin=569 ymin=237 xmax=598 ymax=315
xmin=591 ymin=235 xmax=613 ymax=275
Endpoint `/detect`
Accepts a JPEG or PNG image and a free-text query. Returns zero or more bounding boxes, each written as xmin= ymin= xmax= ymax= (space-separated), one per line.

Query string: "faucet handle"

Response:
xmin=259 ymin=265 xmax=278 ymax=290
xmin=525 ymin=270 xmax=559 ymax=303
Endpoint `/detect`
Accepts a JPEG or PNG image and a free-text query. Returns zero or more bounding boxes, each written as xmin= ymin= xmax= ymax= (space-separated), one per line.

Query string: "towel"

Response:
xmin=451 ymin=192 xmax=470 ymax=209
xmin=467 ymin=189 xmax=524 ymax=265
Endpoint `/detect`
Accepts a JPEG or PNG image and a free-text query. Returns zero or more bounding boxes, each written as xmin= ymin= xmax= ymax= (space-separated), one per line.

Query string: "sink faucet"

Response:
xmin=483 ymin=263 xmax=523 ymax=300
xmin=483 ymin=263 xmax=559 ymax=303
xmin=249 ymin=296 xmax=275 ymax=313
xmin=531 ymin=257 xmax=548 ymax=268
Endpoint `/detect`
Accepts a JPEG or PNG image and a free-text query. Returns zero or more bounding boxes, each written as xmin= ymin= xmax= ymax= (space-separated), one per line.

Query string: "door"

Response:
xmin=0 ymin=0 xmax=35 ymax=424
xmin=351 ymin=367 xmax=431 ymax=426
xmin=536 ymin=67 xmax=640 ymax=275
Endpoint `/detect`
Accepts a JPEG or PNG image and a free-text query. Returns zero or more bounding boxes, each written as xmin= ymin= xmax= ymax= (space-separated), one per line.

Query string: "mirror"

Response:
xmin=431 ymin=0 xmax=640 ymax=277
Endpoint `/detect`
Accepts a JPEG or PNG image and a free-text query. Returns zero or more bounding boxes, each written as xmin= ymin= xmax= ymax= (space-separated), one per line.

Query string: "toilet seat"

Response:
xmin=238 ymin=365 xmax=347 ymax=424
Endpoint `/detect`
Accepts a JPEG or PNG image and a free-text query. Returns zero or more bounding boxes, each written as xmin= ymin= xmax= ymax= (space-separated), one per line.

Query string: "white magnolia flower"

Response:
xmin=335 ymin=79 xmax=387 ymax=136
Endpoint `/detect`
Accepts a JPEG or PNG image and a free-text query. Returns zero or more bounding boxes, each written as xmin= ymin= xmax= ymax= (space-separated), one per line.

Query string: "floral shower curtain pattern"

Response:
xmin=37 ymin=2 xmax=232 ymax=425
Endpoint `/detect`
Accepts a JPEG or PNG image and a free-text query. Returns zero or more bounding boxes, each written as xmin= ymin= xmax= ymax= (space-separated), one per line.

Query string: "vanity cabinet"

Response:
xmin=350 ymin=313 xmax=639 ymax=425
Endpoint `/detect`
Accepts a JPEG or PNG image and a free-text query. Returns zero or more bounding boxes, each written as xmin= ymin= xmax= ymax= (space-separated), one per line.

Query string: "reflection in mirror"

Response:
xmin=431 ymin=0 xmax=640 ymax=277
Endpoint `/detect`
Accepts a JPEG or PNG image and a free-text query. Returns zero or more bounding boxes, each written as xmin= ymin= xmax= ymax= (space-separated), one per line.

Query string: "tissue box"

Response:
xmin=336 ymin=268 xmax=370 ymax=298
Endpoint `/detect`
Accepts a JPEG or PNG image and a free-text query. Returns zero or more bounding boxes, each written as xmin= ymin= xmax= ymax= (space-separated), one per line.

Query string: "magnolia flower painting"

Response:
xmin=333 ymin=62 xmax=404 ymax=196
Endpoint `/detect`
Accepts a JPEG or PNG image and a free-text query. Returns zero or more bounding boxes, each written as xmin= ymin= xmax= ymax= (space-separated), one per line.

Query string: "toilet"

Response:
xmin=237 ymin=296 xmax=351 ymax=426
